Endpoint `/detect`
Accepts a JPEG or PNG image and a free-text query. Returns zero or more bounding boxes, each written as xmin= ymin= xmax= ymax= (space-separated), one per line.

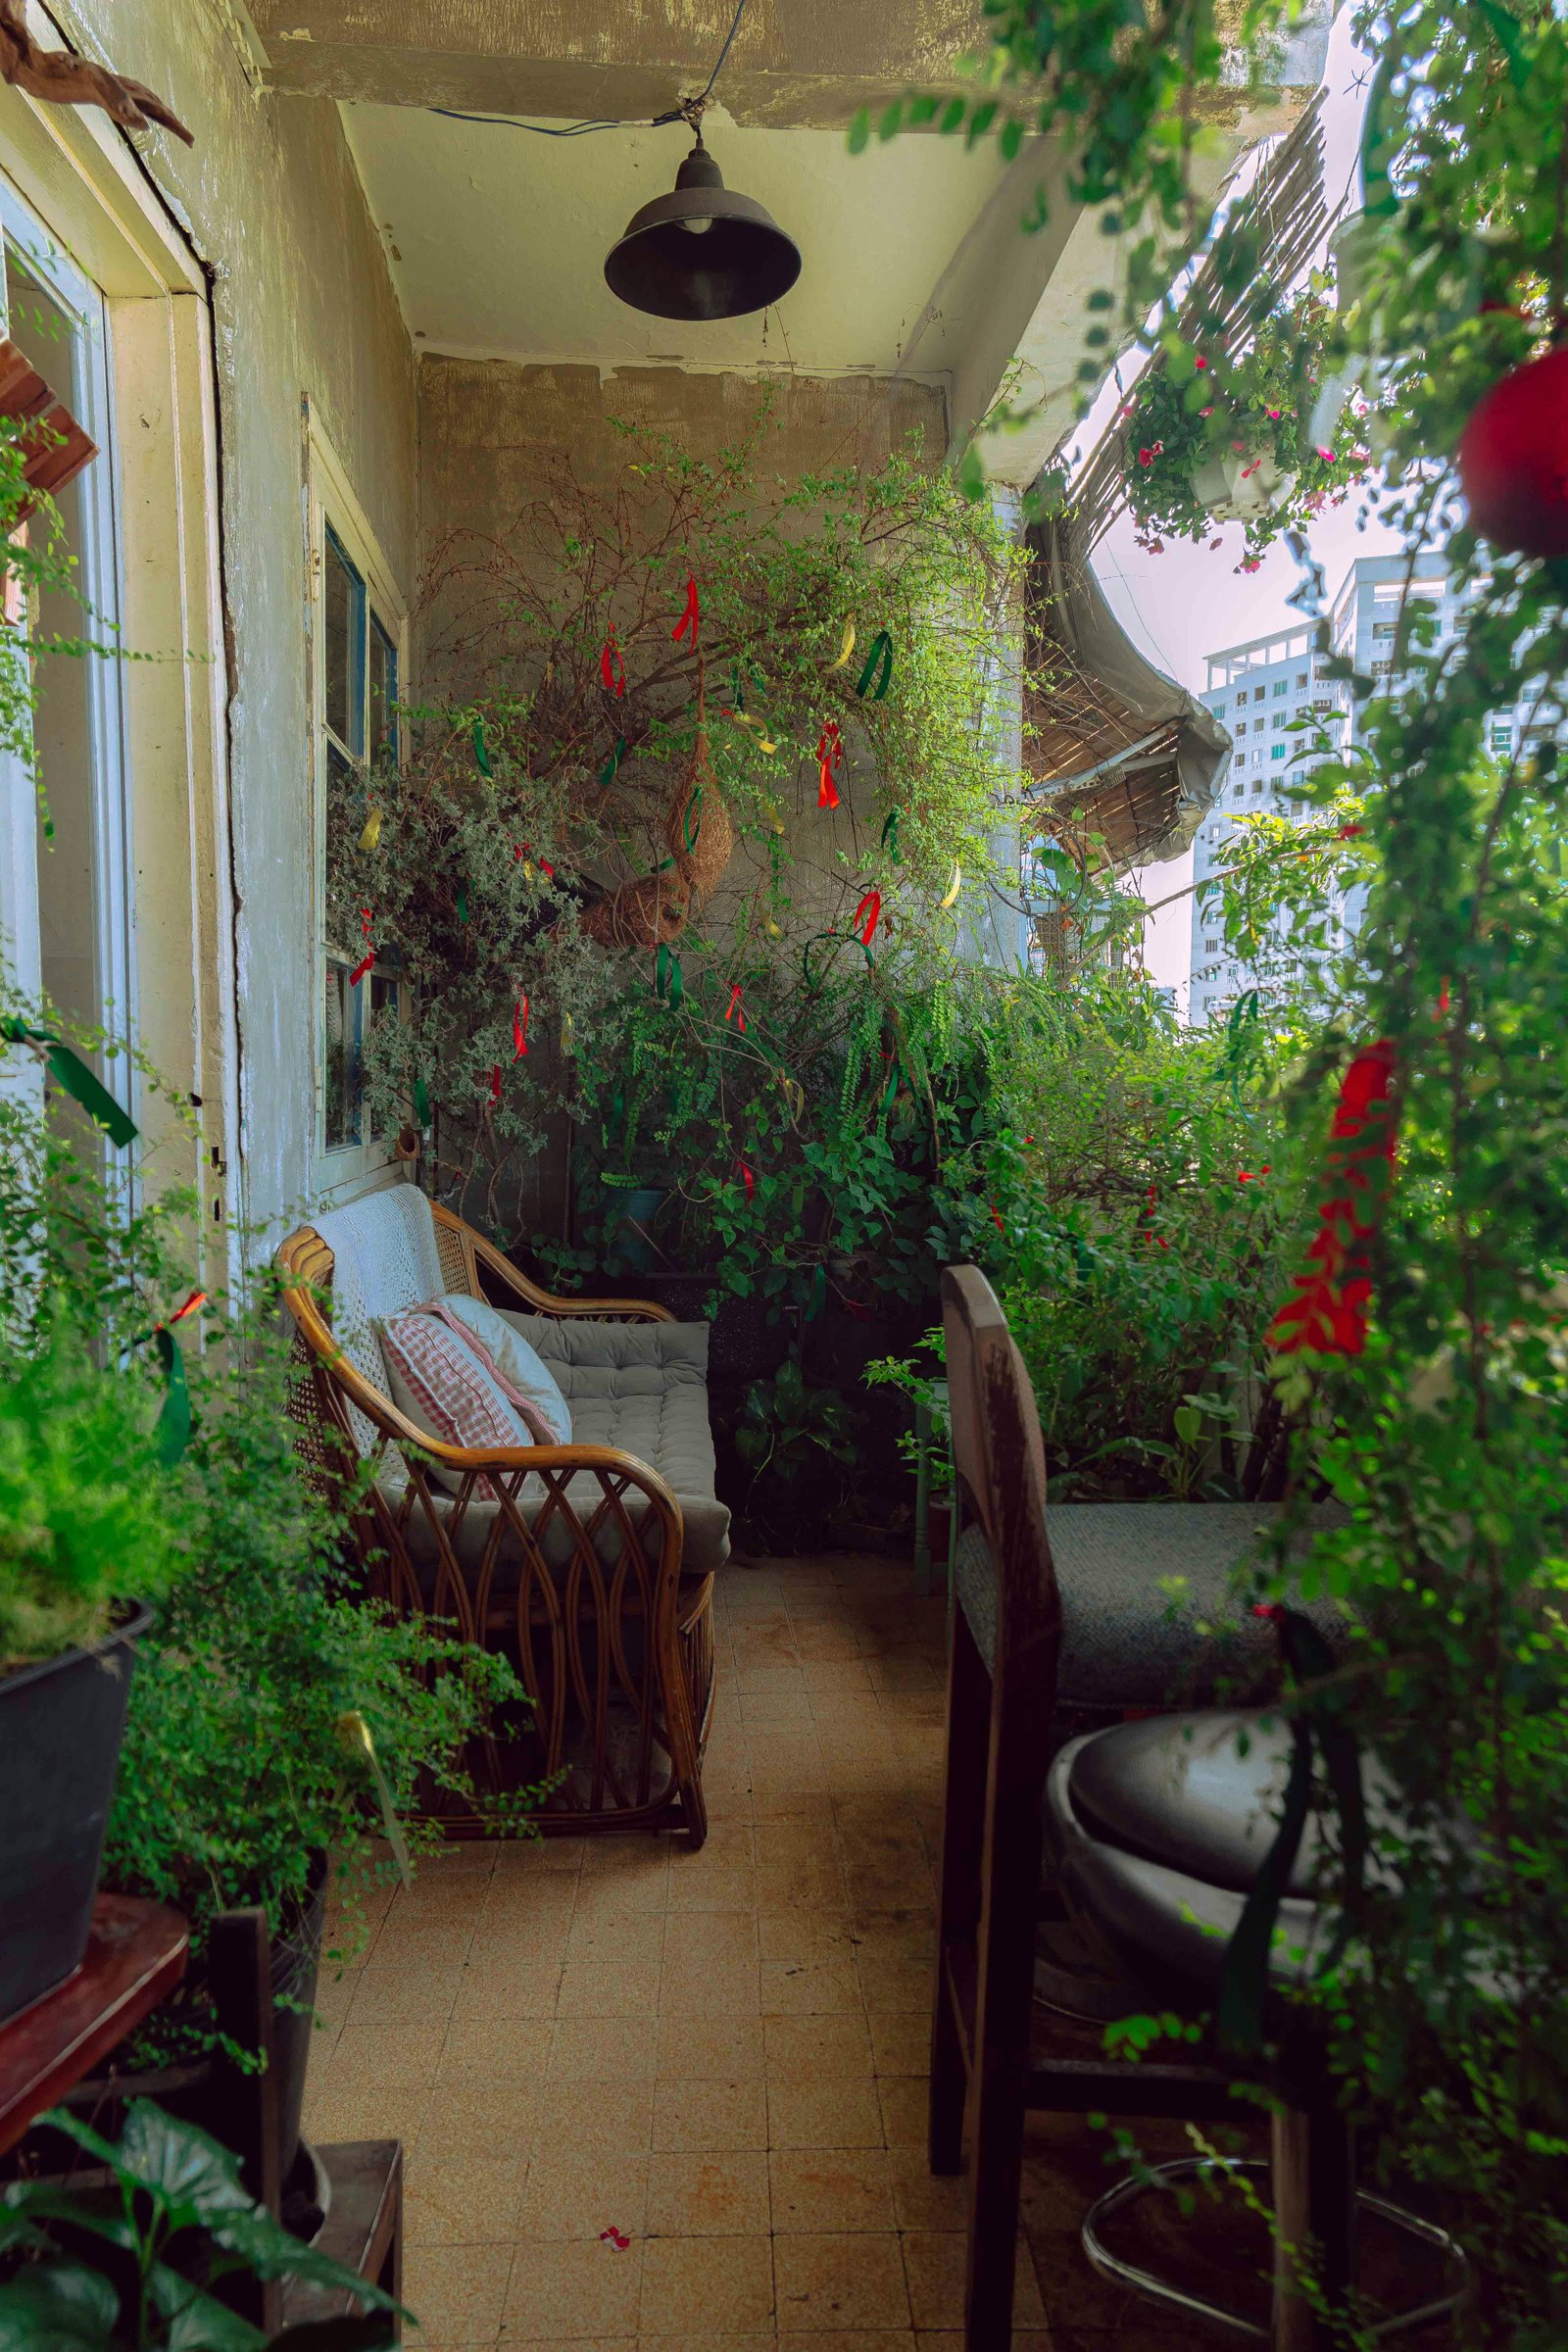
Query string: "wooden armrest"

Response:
xmin=461 ymin=1216 xmax=675 ymax=1324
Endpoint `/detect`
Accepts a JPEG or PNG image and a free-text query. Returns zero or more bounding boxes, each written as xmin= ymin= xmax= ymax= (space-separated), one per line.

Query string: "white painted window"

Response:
xmin=306 ymin=410 xmax=408 ymax=1197
xmin=0 ymin=175 xmax=132 ymax=1143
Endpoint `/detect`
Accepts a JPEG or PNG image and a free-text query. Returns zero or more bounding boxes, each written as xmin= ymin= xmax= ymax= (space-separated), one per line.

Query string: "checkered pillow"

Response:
xmin=378 ymin=1310 xmax=537 ymax=1499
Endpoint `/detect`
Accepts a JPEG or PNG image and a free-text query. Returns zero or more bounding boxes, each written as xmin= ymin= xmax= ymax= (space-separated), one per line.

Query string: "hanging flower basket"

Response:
xmin=1120 ymin=284 xmax=1375 ymax=560
xmin=1190 ymin=448 xmax=1299 ymax=521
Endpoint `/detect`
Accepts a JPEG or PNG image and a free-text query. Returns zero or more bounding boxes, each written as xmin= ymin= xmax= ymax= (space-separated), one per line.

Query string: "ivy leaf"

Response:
xmin=939 ymin=97 xmax=966 ymax=133
xmin=877 ymin=99 xmax=904 ymax=141
xmin=965 ymin=99 xmax=1000 ymax=147
xmin=847 ymin=105 xmax=871 ymax=154
xmin=1000 ymin=117 xmax=1024 ymax=163
xmin=0 ymin=2264 xmax=119 ymax=2352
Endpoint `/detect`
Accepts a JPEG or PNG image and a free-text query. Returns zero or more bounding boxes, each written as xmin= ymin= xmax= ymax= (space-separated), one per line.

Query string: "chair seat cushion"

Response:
xmin=955 ymin=1502 xmax=1350 ymax=1712
xmin=1044 ymin=1714 xmax=1331 ymax=2000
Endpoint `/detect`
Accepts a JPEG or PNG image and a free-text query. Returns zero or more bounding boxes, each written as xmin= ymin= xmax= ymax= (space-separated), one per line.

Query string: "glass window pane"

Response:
xmin=323 ymin=526 xmax=365 ymax=755
xmin=368 ymin=613 xmax=397 ymax=762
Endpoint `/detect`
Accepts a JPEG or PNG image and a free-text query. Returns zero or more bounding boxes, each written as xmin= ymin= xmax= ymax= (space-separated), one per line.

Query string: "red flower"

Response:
xmin=1195 ymin=355 xmax=1208 ymax=369
xmin=1138 ymin=447 xmax=1154 ymax=466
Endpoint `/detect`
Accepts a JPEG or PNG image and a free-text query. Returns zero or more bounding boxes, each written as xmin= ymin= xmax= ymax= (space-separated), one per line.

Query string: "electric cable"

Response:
xmin=427 ymin=0 xmax=747 ymax=140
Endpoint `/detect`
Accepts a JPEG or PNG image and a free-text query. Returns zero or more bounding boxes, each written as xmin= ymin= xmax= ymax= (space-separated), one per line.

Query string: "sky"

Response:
xmin=1078 ymin=10 xmax=1402 ymax=1002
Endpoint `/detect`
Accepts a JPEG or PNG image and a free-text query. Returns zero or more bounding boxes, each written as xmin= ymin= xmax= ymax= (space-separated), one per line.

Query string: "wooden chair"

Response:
xmin=277 ymin=1199 xmax=714 ymax=1846
xmin=930 ymin=1265 xmax=1463 ymax=2350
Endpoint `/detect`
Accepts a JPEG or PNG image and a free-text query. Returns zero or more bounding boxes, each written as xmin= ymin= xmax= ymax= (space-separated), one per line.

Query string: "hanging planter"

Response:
xmin=1121 ymin=284 xmax=1374 ymax=561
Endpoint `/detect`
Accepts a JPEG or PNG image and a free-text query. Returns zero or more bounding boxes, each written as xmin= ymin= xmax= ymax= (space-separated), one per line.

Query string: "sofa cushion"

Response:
xmin=378 ymin=1311 xmax=536 ymax=1500
xmin=421 ymin=1294 xmax=572 ymax=1444
xmin=498 ymin=1314 xmax=727 ymax=1574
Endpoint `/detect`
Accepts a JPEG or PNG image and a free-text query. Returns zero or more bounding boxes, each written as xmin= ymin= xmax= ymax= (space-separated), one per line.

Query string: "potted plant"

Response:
xmin=0 ymin=1324 xmax=181 ymax=2028
xmin=1122 ymin=285 xmax=1372 ymax=561
xmin=0 ymin=2097 xmax=404 ymax=2348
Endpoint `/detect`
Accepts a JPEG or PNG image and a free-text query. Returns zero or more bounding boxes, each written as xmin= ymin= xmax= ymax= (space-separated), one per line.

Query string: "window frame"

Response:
xmin=304 ymin=404 xmax=409 ymax=1200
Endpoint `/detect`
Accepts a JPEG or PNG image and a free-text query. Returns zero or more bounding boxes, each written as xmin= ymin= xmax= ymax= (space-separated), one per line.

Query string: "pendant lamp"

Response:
xmin=604 ymin=131 xmax=801 ymax=321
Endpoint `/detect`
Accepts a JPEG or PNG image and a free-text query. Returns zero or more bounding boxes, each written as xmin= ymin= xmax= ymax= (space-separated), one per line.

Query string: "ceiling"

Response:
xmin=341 ymin=101 xmax=1010 ymax=376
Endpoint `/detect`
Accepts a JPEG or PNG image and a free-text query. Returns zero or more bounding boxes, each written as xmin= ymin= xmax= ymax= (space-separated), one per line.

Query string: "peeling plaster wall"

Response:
xmin=53 ymin=0 xmax=417 ymax=1235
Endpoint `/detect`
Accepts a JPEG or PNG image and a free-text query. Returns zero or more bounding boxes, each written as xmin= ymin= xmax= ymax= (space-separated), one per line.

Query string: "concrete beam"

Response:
xmin=250 ymin=0 xmax=987 ymax=123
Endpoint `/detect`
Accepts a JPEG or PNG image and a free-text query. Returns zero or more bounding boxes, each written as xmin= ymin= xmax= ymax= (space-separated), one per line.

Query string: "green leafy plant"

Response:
xmin=735 ymin=1358 xmax=859 ymax=1490
xmin=864 ymin=1330 xmax=953 ymax=1502
xmin=1122 ymin=289 xmax=1374 ymax=560
xmin=0 ymin=1322 xmax=181 ymax=1669
xmin=0 ymin=2098 xmax=403 ymax=2351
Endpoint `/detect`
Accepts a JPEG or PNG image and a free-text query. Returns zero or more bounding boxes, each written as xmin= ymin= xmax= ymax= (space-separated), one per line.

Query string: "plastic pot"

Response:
xmin=1191 ymin=449 xmax=1298 ymax=522
xmin=0 ymin=1603 xmax=152 ymax=2026
xmin=270 ymin=1850 xmax=328 ymax=2185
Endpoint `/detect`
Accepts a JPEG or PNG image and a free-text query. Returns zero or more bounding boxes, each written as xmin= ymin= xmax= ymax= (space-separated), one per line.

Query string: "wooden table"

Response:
xmin=0 ymin=1894 xmax=188 ymax=2156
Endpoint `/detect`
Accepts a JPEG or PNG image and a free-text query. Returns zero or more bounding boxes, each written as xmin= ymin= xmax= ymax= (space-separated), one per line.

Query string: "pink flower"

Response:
xmin=1200 ymin=405 xmax=1213 ymax=417
xmin=1316 ymin=446 xmax=1335 ymax=463
xmin=1266 ymin=407 xmax=1282 ymax=420
xmin=1195 ymin=356 xmax=1208 ymax=369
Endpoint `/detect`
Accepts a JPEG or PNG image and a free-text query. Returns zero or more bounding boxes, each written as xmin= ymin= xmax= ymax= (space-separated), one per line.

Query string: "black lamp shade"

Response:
xmin=605 ymin=138 xmax=801 ymax=321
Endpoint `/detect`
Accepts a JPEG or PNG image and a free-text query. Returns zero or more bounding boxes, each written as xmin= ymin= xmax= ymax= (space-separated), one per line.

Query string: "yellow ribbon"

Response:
xmin=359 ymin=808 xmax=382 ymax=852
xmin=337 ymin=1710 xmax=414 ymax=1890
xmin=561 ymin=1009 xmax=575 ymax=1054
xmin=828 ymin=618 xmax=856 ymax=671
xmin=778 ymin=1070 xmax=806 ymax=1119
xmin=727 ymin=709 xmax=778 ymax=754
xmin=940 ymin=861 xmax=962 ymax=910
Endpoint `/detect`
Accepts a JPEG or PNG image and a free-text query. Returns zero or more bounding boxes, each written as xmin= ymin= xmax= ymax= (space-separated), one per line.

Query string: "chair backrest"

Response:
xmin=941 ymin=1262 xmax=1062 ymax=1718
xmin=280 ymin=1182 xmax=448 ymax=1457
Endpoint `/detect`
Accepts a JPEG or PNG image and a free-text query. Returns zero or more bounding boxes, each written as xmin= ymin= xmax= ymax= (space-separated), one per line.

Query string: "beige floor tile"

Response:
xmin=580 ymin=1834 xmax=671 ymax=1878
xmin=530 ymin=2081 xmax=656 ymax=2157
xmin=851 ymin=1919 xmax=937 ymax=1968
xmin=772 ymin=2232 xmax=912 ymax=2330
xmin=753 ymin=1832 xmax=848 ymax=1920
xmin=328 ymin=2016 xmax=450 ymax=2088
xmin=369 ymin=1914 xmax=480 ymax=1969
xmin=402 ymin=2153 xmax=525 ymax=2246
xmin=767 ymin=2150 xmax=896 ymax=2233
xmin=912 ymin=2336 xmax=1051 ymax=2351
xmin=548 ymin=2015 xmax=661 ymax=2082
xmin=310 ymin=1965 xmax=363 ymax=2029
xmin=762 ymin=2012 xmax=873 ymax=2083
xmin=782 ymin=2335 xmax=915 ymax=2352
xmin=869 ymin=2011 xmax=930 ymax=2079
xmin=662 ymin=1910 xmax=759 ymax=1972
xmin=640 ymin=2336 xmax=777 ymax=2352
xmin=789 ymin=1621 xmax=866 ymax=1663
xmin=735 ymin=1661 xmax=809 ymax=1696
xmin=900 ymin=2232 xmax=1045 ymax=2329
xmin=661 ymin=1957 xmax=760 ymax=2015
xmin=638 ymin=2233 xmax=776 ymax=2332
xmin=502 ymin=2237 xmax=644 ymax=2338
xmin=857 ymin=1959 xmax=931 ymax=2015
xmin=760 ymin=1960 xmax=862 ymax=2017
xmin=416 ymin=2078 xmax=539 ymax=2165
xmin=653 ymin=2078 xmax=769 ymax=2152
xmin=557 ymin=1961 xmax=662 ymax=2019
xmin=446 ymin=1969 xmax=563 ymax=2032
xmin=654 ymin=2011 xmax=765 ymax=2081
xmin=466 ymin=1919 xmax=572 ymax=1971
xmin=517 ymin=2151 xmax=651 ymax=2240
xmin=349 ymin=1963 xmax=465 ymax=2028
xmin=877 ymin=2079 xmax=929 ymax=2150
xmin=756 ymin=1914 xmax=857 ymax=1967
xmin=887 ymin=2151 xmax=968 ymax=2233
xmin=865 ymin=1657 xmax=943 ymax=1694
xmin=573 ymin=1869 xmax=670 ymax=1921
xmin=737 ymin=1689 xmax=815 ymax=1729
xmin=767 ymin=2080 xmax=886 ymax=2150
xmin=749 ymin=1789 xmax=836 ymax=1826
xmin=645 ymin=2150 xmax=770 ymax=2236
xmin=402 ymin=2238 xmax=514 ymax=2341
xmin=490 ymin=1832 xmax=587 ymax=1872
xmin=565 ymin=1908 xmax=664 ymax=1964
xmin=478 ymin=1876 xmax=579 ymax=1928
xmin=800 ymin=1660 xmax=874 ymax=1693
xmin=436 ymin=2021 xmax=552 ymax=2084
xmin=300 ymin=2082 xmax=431 ymax=2150
xmin=748 ymin=1750 xmax=829 ymax=1796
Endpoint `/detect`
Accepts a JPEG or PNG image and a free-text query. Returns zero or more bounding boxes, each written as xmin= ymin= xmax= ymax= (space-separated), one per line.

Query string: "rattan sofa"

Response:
xmin=276 ymin=1181 xmax=721 ymax=1845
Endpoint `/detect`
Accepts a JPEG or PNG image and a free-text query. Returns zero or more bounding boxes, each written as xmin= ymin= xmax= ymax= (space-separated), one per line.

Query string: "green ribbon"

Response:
xmin=879 ymin=1056 xmax=904 ymax=1115
xmin=413 ymin=1074 xmax=431 ymax=1127
xmin=855 ymin=629 xmax=893 ymax=702
xmin=807 ymin=1264 xmax=827 ymax=1322
xmin=601 ymin=735 xmax=627 ymax=788
xmin=683 ymin=784 xmax=704 ymax=854
xmin=879 ymin=808 xmax=902 ymax=861
xmin=0 ymin=1019 xmax=137 ymax=1149
xmin=152 ymin=1326 xmax=192 ymax=1467
xmin=656 ymin=943 xmax=684 ymax=1007
xmin=456 ymin=883 xmax=470 ymax=924
xmin=473 ymin=718 xmax=493 ymax=777
xmin=1359 ymin=52 xmax=1400 ymax=221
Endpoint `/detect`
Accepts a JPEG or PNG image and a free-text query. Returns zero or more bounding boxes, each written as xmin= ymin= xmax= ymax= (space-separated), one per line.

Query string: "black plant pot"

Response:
xmin=0 ymin=1603 xmax=152 ymax=2027
xmin=270 ymin=1852 xmax=328 ymax=2186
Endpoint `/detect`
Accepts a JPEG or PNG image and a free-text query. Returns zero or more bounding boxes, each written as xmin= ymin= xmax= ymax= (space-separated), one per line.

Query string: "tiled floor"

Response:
xmin=302 ymin=1555 xmax=1238 ymax=2351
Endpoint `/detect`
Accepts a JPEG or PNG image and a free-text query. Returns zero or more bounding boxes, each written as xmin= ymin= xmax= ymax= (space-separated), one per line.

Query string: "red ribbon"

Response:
xmin=515 ymin=842 xmax=557 ymax=878
xmin=488 ymin=1063 xmax=502 ymax=1105
xmin=160 ymin=1289 xmax=208 ymax=1332
xmin=817 ymin=719 xmax=844 ymax=810
xmin=601 ymin=627 xmax=626 ymax=698
xmin=1266 ymin=1040 xmax=1397 ymax=1357
xmin=514 ymin=995 xmax=529 ymax=1058
xmin=348 ymin=906 xmax=375 ymax=988
xmin=672 ymin=573 xmax=700 ymax=648
xmin=737 ymin=1158 xmax=756 ymax=1202
xmin=854 ymin=889 xmax=881 ymax=947
xmin=724 ymin=983 xmax=747 ymax=1034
